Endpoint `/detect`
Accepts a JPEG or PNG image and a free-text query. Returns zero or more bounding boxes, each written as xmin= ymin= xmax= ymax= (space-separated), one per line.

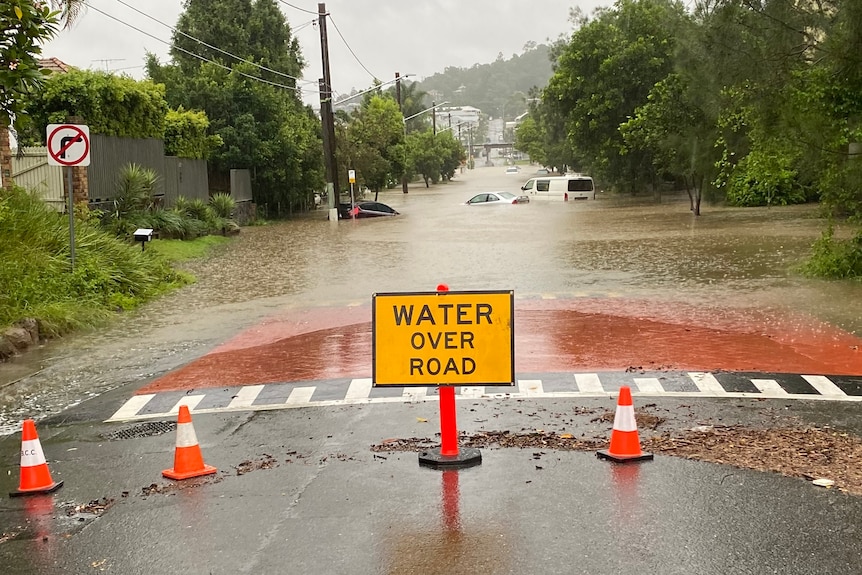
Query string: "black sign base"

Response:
xmin=418 ymin=447 xmax=482 ymax=470
xmin=596 ymin=450 xmax=654 ymax=463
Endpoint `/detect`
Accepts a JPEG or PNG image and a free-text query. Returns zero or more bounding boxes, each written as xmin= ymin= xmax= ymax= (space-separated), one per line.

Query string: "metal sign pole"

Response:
xmin=47 ymin=123 xmax=90 ymax=270
xmin=348 ymin=169 xmax=356 ymax=218
xmin=66 ymin=166 xmax=75 ymax=270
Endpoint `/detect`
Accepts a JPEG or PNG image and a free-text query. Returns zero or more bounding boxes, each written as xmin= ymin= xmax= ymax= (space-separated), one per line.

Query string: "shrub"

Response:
xmin=0 ymin=185 xmax=188 ymax=333
xmin=210 ymin=193 xmax=235 ymax=219
xmin=800 ymin=225 xmax=862 ymax=279
xmin=102 ymin=168 xmax=239 ymax=241
xmin=185 ymin=198 xmax=213 ymax=222
xmin=113 ymin=163 xmax=159 ymax=217
xmin=724 ymin=150 xmax=805 ymax=207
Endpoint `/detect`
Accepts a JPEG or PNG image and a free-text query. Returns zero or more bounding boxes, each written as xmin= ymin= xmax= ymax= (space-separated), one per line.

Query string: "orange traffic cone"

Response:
xmin=162 ymin=406 xmax=217 ymax=480
xmin=10 ymin=419 xmax=64 ymax=497
xmin=597 ymin=386 xmax=654 ymax=463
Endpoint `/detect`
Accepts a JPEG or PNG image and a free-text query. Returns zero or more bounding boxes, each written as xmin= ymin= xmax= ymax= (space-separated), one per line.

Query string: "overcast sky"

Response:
xmin=42 ymin=1 xmax=610 ymax=107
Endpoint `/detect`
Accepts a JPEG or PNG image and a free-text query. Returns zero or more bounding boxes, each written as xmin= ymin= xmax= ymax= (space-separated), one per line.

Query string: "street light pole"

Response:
xmin=401 ymin=100 xmax=448 ymax=194
xmin=397 ymin=72 xmax=408 ymax=194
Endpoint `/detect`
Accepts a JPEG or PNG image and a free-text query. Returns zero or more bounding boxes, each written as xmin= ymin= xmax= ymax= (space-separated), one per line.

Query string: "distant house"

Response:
xmin=505 ymin=111 xmax=530 ymax=134
xmin=437 ymin=105 xmax=481 ymax=130
xmin=38 ymin=57 xmax=74 ymax=74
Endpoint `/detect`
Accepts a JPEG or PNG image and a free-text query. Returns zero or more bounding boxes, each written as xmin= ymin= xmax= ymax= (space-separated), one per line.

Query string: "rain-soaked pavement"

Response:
xmin=2 ymin=166 xmax=862 ymax=573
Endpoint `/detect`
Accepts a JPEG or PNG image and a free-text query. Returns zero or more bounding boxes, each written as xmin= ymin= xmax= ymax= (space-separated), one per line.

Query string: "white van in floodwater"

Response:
xmin=520 ymin=174 xmax=596 ymax=200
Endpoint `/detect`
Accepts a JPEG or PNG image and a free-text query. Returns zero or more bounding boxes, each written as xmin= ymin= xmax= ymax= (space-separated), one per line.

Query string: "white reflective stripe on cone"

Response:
xmin=20 ymin=439 xmax=47 ymax=466
xmin=175 ymin=422 xmax=199 ymax=448
xmin=613 ymin=406 xmax=637 ymax=432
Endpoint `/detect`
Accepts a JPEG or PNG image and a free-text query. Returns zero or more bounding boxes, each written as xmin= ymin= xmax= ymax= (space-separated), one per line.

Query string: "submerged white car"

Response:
xmin=465 ymin=191 xmax=530 ymax=205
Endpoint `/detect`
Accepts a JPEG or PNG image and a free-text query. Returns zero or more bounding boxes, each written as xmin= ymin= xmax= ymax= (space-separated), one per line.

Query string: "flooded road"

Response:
xmin=1 ymin=166 xmax=861 ymax=432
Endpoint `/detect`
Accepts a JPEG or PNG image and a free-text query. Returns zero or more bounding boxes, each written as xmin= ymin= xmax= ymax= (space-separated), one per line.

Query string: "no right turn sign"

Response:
xmin=47 ymin=124 xmax=91 ymax=167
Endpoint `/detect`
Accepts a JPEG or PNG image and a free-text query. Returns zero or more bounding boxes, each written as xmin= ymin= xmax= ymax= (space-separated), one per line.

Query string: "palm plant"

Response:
xmin=52 ymin=1 xmax=85 ymax=28
xmin=112 ymin=163 xmax=158 ymax=220
xmin=209 ymin=193 xmax=235 ymax=219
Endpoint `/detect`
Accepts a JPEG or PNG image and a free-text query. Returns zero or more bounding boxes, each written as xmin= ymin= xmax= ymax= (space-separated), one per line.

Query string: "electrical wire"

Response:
xmin=275 ymin=0 xmax=320 ymax=16
xmin=327 ymin=15 xmax=379 ymax=82
xmin=83 ymin=2 xmax=320 ymax=95
xmin=111 ymin=0 xmax=309 ymax=83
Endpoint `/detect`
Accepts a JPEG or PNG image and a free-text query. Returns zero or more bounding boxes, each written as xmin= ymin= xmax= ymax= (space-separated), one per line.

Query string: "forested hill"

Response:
xmin=417 ymin=43 xmax=553 ymax=121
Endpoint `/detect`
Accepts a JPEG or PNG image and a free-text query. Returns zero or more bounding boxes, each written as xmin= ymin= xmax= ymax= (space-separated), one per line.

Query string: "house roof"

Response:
xmin=38 ymin=57 xmax=73 ymax=74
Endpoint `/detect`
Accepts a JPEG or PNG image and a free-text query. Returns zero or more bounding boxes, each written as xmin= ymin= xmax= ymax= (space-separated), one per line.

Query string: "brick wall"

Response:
xmin=61 ymin=165 xmax=90 ymax=207
xmin=0 ymin=127 xmax=11 ymax=190
xmin=72 ymin=165 xmax=88 ymax=204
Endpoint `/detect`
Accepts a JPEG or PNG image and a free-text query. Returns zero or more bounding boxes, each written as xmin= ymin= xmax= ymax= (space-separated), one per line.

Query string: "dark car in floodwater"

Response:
xmin=337 ymin=201 xmax=399 ymax=219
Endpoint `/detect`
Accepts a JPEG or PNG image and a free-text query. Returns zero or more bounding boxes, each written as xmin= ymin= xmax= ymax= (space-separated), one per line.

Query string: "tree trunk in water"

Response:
xmin=693 ymin=175 xmax=703 ymax=216
xmin=684 ymin=175 xmax=695 ymax=212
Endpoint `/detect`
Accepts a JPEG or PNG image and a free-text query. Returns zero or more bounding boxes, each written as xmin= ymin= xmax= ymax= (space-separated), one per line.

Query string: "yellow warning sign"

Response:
xmin=372 ymin=290 xmax=514 ymax=386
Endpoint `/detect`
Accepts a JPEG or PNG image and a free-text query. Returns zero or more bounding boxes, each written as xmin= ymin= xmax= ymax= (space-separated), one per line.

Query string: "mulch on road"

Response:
xmin=372 ymin=410 xmax=862 ymax=496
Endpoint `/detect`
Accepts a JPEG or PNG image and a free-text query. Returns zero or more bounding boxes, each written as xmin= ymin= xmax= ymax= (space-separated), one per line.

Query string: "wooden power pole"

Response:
xmin=318 ymin=3 xmax=339 ymax=208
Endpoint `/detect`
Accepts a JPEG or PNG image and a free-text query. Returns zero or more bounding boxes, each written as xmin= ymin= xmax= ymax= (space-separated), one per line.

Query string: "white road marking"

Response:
xmin=633 ymin=378 xmax=664 ymax=393
xmin=345 ymin=378 xmax=373 ymax=400
xmin=227 ymin=384 xmax=264 ymax=409
xmin=751 ymin=379 xmax=787 ymax=396
xmin=688 ymin=372 xmax=727 ymax=395
xmin=286 ymin=386 xmax=315 ymax=404
xmin=802 ymin=375 xmax=846 ymax=397
xmin=575 ymin=373 xmax=604 ymax=393
xmin=169 ymin=395 xmax=205 ymax=415
xmin=108 ymin=394 xmax=155 ymax=421
xmin=103 ymin=373 xmax=862 ymax=423
xmin=518 ymin=379 xmax=544 ymax=396
xmin=402 ymin=387 xmax=428 ymax=401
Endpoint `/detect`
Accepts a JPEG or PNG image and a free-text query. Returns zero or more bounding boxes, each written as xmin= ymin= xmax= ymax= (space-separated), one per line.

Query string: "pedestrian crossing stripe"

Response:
xmin=106 ymin=371 xmax=862 ymax=423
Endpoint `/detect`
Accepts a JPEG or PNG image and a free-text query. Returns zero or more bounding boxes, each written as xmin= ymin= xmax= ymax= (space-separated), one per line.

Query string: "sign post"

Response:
xmin=372 ymin=285 xmax=514 ymax=468
xmin=47 ymin=124 xmax=91 ymax=270
xmin=348 ymin=169 xmax=356 ymax=218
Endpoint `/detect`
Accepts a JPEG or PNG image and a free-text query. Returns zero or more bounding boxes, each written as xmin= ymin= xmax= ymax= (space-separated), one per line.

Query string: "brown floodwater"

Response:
xmin=1 ymin=166 xmax=861 ymax=431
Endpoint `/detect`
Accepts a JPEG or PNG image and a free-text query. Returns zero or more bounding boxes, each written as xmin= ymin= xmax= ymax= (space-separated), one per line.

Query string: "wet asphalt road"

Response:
xmin=2 ymin=167 xmax=862 ymax=573
xmin=3 ymin=386 xmax=862 ymax=574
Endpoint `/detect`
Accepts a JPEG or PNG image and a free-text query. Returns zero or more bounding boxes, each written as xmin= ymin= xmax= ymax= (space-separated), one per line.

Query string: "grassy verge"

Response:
xmin=148 ymin=235 xmax=231 ymax=263
xmin=0 ymin=186 xmax=230 ymax=338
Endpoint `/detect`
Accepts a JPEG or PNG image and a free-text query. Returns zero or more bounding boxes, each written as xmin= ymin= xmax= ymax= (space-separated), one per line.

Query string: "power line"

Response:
xmin=275 ymin=0 xmax=320 ymax=16
xmin=327 ymin=15 xmax=378 ymax=82
xmin=292 ymin=19 xmax=315 ymax=33
xmin=82 ymin=2 xmax=319 ymax=95
xmin=111 ymin=0 xmax=309 ymax=84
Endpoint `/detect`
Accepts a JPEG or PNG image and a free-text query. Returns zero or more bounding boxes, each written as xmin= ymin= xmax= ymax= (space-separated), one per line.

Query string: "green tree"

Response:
xmin=52 ymin=0 xmax=84 ymax=28
xmin=436 ymin=131 xmax=466 ymax=181
xmin=405 ymin=130 xmax=464 ymax=187
xmin=418 ymin=44 xmax=555 ymax=120
xmin=707 ymin=0 xmax=814 ymax=207
xmin=0 ymin=1 xmax=60 ymax=129
xmin=621 ymin=73 xmax=716 ymax=214
xmin=148 ymin=0 xmax=322 ymax=215
xmin=546 ymin=0 xmax=687 ymax=191
xmin=164 ymin=107 xmax=223 ymax=159
xmin=387 ymin=80 xmax=429 ymax=133
xmin=171 ymin=0 xmax=302 ymax=81
xmin=338 ymin=95 xmax=404 ymax=194
xmin=514 ymin=116 xmax=545 ymax=165
xmin=409 ymin=131 xmax=442 ymax=188
xmin=20 ymin=69 xmax=168 ymax=143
